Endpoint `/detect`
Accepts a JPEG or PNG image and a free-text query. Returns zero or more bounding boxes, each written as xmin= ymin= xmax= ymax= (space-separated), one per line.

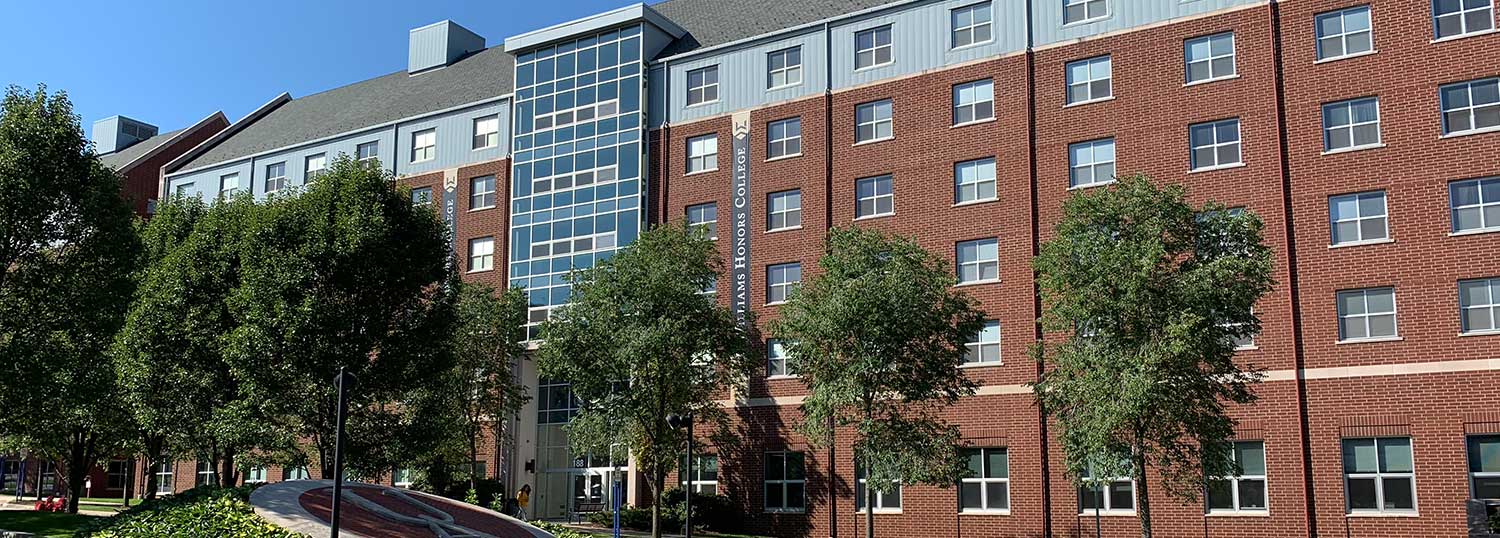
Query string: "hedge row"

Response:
xmin=74 ymin=486 xmax=304 ymax=538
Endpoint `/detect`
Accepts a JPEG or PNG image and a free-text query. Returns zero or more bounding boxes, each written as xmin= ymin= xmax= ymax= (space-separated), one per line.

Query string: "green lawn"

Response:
xmin=0 ymin=511 xmax=99 ymax=537
xmin=78 ymin=497 xmax=137 ymax=507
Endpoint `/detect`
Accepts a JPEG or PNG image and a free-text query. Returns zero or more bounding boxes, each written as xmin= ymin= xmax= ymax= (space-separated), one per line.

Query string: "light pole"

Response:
xmin=666 ymin=413 xmax=694 ymax=538
xmin=330 ymin=367 xmax=357 ymax=538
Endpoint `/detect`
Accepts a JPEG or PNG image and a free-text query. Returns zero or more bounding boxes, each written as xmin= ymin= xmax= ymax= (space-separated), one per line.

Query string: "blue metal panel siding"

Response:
xmin=410 ymin=24 xmax=452 ymax=73
xmin=397 ymin=101 xmax=511 ymax=176
xmin=668 ymin=29 xmax=828 ymax=124
xmin=166 ymin=160 xmax=253 ymax=202
xmin=648 ymin=65 xmax=668 ymax=127
xmin=1031 ymin=0 xmax=1262 ymax=47
xmin=829 ymin=0 xmax=1026 ymax=90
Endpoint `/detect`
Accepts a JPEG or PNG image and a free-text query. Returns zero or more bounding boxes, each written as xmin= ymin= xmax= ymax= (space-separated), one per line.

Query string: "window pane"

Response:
xmin=1347 ymin=477 xmax=1378 ymax=509
xmin=1239 ymin=479 xmax=1268 ymax=509
xmin=1381 ymin=477 xmax=1414 ymax=509
xmin=1108 ymin=482 xmax=1134 ymax=510
xmin=1378 ymin=438 xmax=1412 ymax=473
xmin=1470 ymin=436 xmax=1500 ymax=473
xmin=787 ymin=482 xmax=805 ymax=508
xmin=1343 ymin=439 xmax=1377 ymax=473
xmin=1236 ymin=442 xmax=1266 ymax=476
xmin=986 ymin=482 xmax=1008 ymax=509
xmin=961 ymin=482 xmax=983 ymax=509
xmin=1206 ymin=479 xmax=1235 ymax=510
xmin=765 ymin=483 xmax=783 ymax=508
xmin=988 ymin=449 xmax=1009 ymax=478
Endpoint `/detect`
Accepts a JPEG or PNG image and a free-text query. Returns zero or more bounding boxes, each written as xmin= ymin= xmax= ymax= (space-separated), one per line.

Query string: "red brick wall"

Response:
xmin=118 ymin=116 xmax=230 ymax=217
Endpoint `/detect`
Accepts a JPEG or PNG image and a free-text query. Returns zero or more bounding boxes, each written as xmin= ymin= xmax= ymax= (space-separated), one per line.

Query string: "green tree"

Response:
xmin=224 ymin=156 xmax=456 ymax=478
xmin=772 ymin=226 xmax=985 ymax=538
xmin=1031 ymin=174 xmax=1274 ymax=538
xmin=447 ymin=282 xmax=531 ymax=491
xmin=537 ymin=221 xmax=755 ymax=538
xmin=0 ymin=85 xmax=141 ymax=513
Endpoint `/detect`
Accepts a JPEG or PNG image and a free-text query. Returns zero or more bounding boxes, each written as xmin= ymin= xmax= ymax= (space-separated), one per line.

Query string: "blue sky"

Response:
xmin=2 ymin=0 xmax=635 ymax=140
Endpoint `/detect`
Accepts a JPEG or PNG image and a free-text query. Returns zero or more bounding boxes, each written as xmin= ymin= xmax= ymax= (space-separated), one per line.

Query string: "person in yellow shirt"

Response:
xmin=516 ymin=484 xmax=531 ymax=520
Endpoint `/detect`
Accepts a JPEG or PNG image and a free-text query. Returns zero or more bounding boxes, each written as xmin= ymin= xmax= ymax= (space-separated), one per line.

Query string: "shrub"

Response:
xmin=661 ymin=488 xmax=739 ymax=533
xmin=529 ymin=521 xmax=592 ymax=538
xmin=1489 ymin=508 xmax=1499 ymax=533
xmin=74 ymin=485 xmax=303 ymax=538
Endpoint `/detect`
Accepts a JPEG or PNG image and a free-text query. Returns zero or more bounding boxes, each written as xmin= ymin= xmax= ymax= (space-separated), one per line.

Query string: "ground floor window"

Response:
xmin=393 ymin=467 xmax=416 ymax=488
xmin=1207 ymin=440 xmax=1267 ymax=513
xmin=681 ymin=455 xmax=719 ymax=495
xmin=764 ymin=451 xmax=805 ymax=513
xmin=37 ymin=461 xmax=57 ymax=494
xmin=855 ymin=461 xmax=902 ymax=512
xmin=1342 ymin=437 xmax=1416 ymax=513
xmin=283 ymin=466 xmax=309 ymax=481
xmin=107 ymin=460 xmax=128 ymax=490
xmin=3 ymin=460 xmax=21 ymax=493
xmin=1079 ymin=461 xmax=1135 ymax=514
xmin=154 ymin=461 xmax=174 ymax=494
xmin=960 ymin=447 xmax=1009 ymax=512
xmin=195 ymin=461 xmax=216 ymax=487
xmin=243 ymin=466 xmax=268 ymax=484
xmin=1468 ymin=435 xmax=1500 ymax=500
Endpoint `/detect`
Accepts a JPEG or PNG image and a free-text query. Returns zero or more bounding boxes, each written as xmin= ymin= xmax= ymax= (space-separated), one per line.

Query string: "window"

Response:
xmin=768 ymin=118 xmax=803 ymax=159
xmin=357 ymin=141 xmax=379 ymax=161
xmin=534 ymin=99 xmax=620 ymax=132
xmin=195 ymin=461 xmax=216 ymax=487
xmin=957 ymin=238 xmax=1000 ymax=284
xmin=767 ymin=339 xmax=792 ymax=377
xmin=154 ymin=462 xmax=174 ymax=494
xmin=265 ymin=162 xmax=286 ymax=193
xmin=1066 ymin=55 xmax=1112 ymax=105
xmin=1207 ymin=441 xmax=1268 ymax=513
xmin=960 ymin=448 xmax=1010 ymax=512
xmin=1323 ymin=98 xmax=1382 ymax=151
xmin=411 ymin=186 xmax=433 ymax=206
xmin=680 ymin=455 xmax=719 ymax=495
xmin=1434 ymin=0 xmax=1494 ymax=40
xmin=284 ymin=466 xmax=310 ymax=481
xmin=537 ymin=379 xmax=580 ymax=424
xmin=855 ymin=26 xmax=893 ymax=69
xmin=107 ymin=460 xmax=128 ymax=490
xmin=304 ymin=153 xmax=326 ymax=180
xmin=1329 ymin=191 xmax=1388 ymax=245
xmin=469 ymin=461 xmax=487 ymax=480
xmin=1069 ymin=138 xmax=1116 ymax=188
xmin=768 ymin=47 xmax=803 ymax=89
xmin=1470 ymin=435 xmax=1500 ymax=499
xmin=855 ymin=100 xmax=894 ymax=143
xmin=472 ymin=115 xmax=500 ymax=150
xmin=767 ymin=262 xmax=801 ymax=304
xmin=855 ymin=463 xmax=903 ymax=511
xmin=468 ymin=237 xmax=494 ymax=272
xmin=953 ymin=79 xmax=995 ymax=126
xmin=687 ymin=134 xmax=718 ymax=173
xmin=768 ymin=190 xmax=802 ymax=231
xmin=1064 ymin=0 xmax=1108 ymax=24
xmin=1337 ymin=287 xmax=1398 ymax=341
xmin=1190 ymin=119 xmax=1242 ymax=170
xmin=219 ymin=173 xmax=239 ymax=197
xmin=1343 ymin=437 xmax=1416 ymax=513
xmin=687 ymin=66 xmax=719 ymax=106
xmin=955 ymin=157 xmax=997 ymax=204
xmin=244 ymin=466 xmax=268 ymax=484
xmin=764 ymin=452 xmax=806 ymax=512
xmin=1460 ymin=278 xmax=1500 ymax=334
xmin=411 ymin=129 xmax=436 ymax=162
xmin=393 ymin=468 xmax=416 ymax=488
xmin=1440 ymin=78 xmax=1500 ymax=135
xmin=1316 ymin=6 xmax=1374 ymax=60
xmin=856 ymin=175 xmax=894 ymax=218
xmin=1185 ymin=32 xmax=1236 ymax=84
xmin=964 ymin=320 xmax=1002 ymax=365
xmin=1079 ymin=461 xmax=1135 ymax=514
xmin=952 ymin=3 xmax=994 ymax=48
xmin=174 ymin=183 xmax=193 ymax=199
xmin=1451 ymin=177 xmax=1500 ymax=233
xmin=687 ymin=203 xmax=718 ymax=240
xmin=470 ymin=175 xmax=496 ymax=210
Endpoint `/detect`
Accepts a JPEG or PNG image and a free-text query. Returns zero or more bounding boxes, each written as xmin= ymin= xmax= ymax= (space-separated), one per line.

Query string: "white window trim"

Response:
xmin=1431 ymin=0 xmax=1496 ymax=41
xmin=768 ymin=118 xmax=803 ymax=160
xmin=687 ymin=134 xmax=719 ymax=174
xmin=1441 ymin=78 xmax=1500 ymax=136
xmin=1062 ymin=0 xmax=1111 ymax=26
xmin=1066 ymin=55 xmax=1113 ymax=106
xmin=1459 ymin=278 xmax=1500 ymax=335
xmin=470 ymin=176 xmax=497 ymax=211
xmin=950 ymin=2 xmax=995 ymax=50
xmin=411 ymin=129 xmax=436 ymax=163
xmin=357 ymin=141 xmax=380 ymax=161
xmin=1078 ymin=478 xmax=1137 ymax=516
xmin=766 ymin=339 xmax=792 ymax=378
xmin=265 ymin=163 xmax=287 ymax=194
xmin=472 ymin=115 xmax=500 ymax=151
xmin=955 ymin=157 xmax=999 ymax=205
xmin=1342 ymin=438 xmax=1419 ymax=515
xmin=1328 ymin=191 xmax=1389 ymax=246
xmin=855 ymin=473 xmax=903 ymax=513
xmin=1322 ymin=97 xmax=1383 ymax=153
xmin=856 ymin=175 xmax=895 ymax=219
xmin=767 ymin=190 xmax=802 ymax=232
xmin=1189 ymin=119 xmax=1243 ymax=171
xmin=855 ymin=100 xmax=895 ymax=144
xmin=1206 ymin=441 xmax=1269 ymax=515
xmin=1336 ymin=287 xmax=1399 ymax=343
xmin=764 ymin=452 xmax=807 ymax=514
xmin=1469 ymin=436 xmax=1500 ymax=499
xmin=962 ymin=320 xmax=1002 ymax=366
xmin=468 ymin=237 xmax=495 ymax=273
xmin=767 ymin=47 xmax=803 ymax=90
xmin=953 ymin=79 xmax=996 ymax=126
xmin=687 ymin=66 xmax=721 ymax=107
xmin=680 ymin=455 xmax=719 ymax=495
xmin=687 ymin=203 xmax=719 ymax=240
xmin=959 ymin=448 xmax=1011 ymax=513
xmin=956 ymin=238 xmax=1000 ymax=285
xmin=767 ymin=263 xmax=801 ymax=305
xmin=1316 ymin=6 xmax=1376 ymax=62
xmin=1069 ymin=138 xmax=1116 ymax=189
xmin=1184 ymin=32 xmax=1237 ymax=85
xmin=854 ymin=26 xmax=895 ymax=71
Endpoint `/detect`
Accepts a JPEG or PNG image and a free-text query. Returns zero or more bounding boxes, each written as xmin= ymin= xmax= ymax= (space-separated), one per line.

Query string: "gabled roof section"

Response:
xmin=175 ymin=46 xmax=514 ymax=174
xmin=99 ymin=128 xmax=183 ymax=171
xmin=504 ymin=3 xmax=687 ymax=52
xmin=650 ymin=0 xmax=901 ymax=58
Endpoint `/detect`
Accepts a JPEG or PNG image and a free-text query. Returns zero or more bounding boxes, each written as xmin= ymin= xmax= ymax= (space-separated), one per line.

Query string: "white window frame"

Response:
xmin=854 ymin=26 xmax=894 ymax=70
xmin=767 ymin=47 xmax=803 ymax=89
xmin=1342 ymin=437 xmax=1418 ymax=514
xmin=265 ymin=162 xmax=287 ymax=193
xmin=955 ymin=157 xmax=998 ymax=204
xmin=411 ymin=128 xmax=436 ymax=163
xmin=356 ymin=140 xmax=379 ymax=161
xmin=1063 ymin=0 xmax=1109 ymax=25
xmin=767 ymin=262 xmax=801 ymax=305
xmin=1079 ymin=462 xmax=1136 ymax=515
xmin=1336 ymin=287 xmax=1399 ymax=342
xmin=1440 ymin=78 xmax=1500 ymax=136
xmin=1066 ymin=55 xmax=1112 ymax=105
xmin=468 ymin=236 xmax=495 ymax=273
xmin=687 ymin=66 xmax=719 ymax=106
xmin=953 ymin=79 xmax=995 ymax=126
xmin=532 ymin=99 xmax=620 ymax=133
xmin=244 ymin=466 xmax=268 ymax=484
xmin=1328 ymin=190 xmax=1389 ymax=246
xmin=1206 ymin=440 xmax=1268 ymax=514
xmin=960 ymin=447 xmax=1010 ymax=513
xmin=855 ymin=99 xmax=894 ymax=144
xmin=687 ymin=202 xmax=718 ymax=240
xmin=304 ymin=153 xmax=326 ymax=180
xmin=154 ymin=462 xmax=174 ymax=495
xmin=1322 ymin=97 xmax=1382 ymax=152
xmin=957 ymin=238 xmax=1000 ymax=285
xmin=1184 ymin=32 xmax=1237 ymax=85
xmin=1469 ymin=435 xmax=1500 ymax=500
xmin=856 ymin=174 xmax=894 ymax=219
xmin=393 ymin=468 xmax=416 ymax=488
xmin=1433 ymin=0 xmax=1495 ymax=40
xmin=766 ymin=339 xmax=793 ymax=377
xmin=680 ymin=455 xmax=719 ymax=495
xmin=1459 ymin=278 xmax=1500 ymax=335
xmin=470 ymin=175 xmax=496 ymax=210
xmin=411 ymin=186 xmax=433 ymax=207
xmin=1316 ymin=6 xmax=1375 ymax=61
xmin=1450 ymin=177 xmax=1500 ymax=233
xmin=963 ymin=320 xmax=1002 ymax=365
xmin=195 ymin=461 xmax=216 ymax=487
xmin=951 ymin=2 xmax=994 ymax=49
xmin=473 ymin=115 xmax=500 ymax=150
xmin=284 ymin=466 xmax=310 ymax=481
xmin=768 ymin=189 xmax=802 ymax=231
xmin=687 ymin=134 xmax=718 ymax=174
xmin=764 ymin=451 xmax=806 ymax=513
xmin=855 ymin=463 xmax=903 ymax=513
xmin=532 ymin=164 xmax=619 ymax=195
xmin=219 ymin=173 xmax=239 ymax=197
xmin=528 ymin=232 xmax=617 ymax=259
xmin=768 ymin=118 xmax=803 ymax=159
xmin=1069 ymin=138 xmax=1116 ymax=188
xmin=1189 ymin=118 xmax=1243 ymax=171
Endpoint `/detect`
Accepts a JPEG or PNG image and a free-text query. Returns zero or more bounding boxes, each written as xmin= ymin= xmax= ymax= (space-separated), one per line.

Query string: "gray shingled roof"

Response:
xmin=99 ymin=128 xmax=185 ymax=171
xmin=651 ymin=0 xmax=899 ymax=57
xmin=178 ymin=46 xmax=513 ymax=172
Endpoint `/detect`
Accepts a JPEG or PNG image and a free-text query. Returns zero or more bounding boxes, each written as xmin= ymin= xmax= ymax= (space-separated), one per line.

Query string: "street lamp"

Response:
xmin=330 ymin=367 xmax=357 ymax=538
xmin=666 ymin=413 xmax=694 ymax=538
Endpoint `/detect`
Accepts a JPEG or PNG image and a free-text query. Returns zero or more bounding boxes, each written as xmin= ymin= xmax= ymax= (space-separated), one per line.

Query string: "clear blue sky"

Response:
xmin=2 ymin=0 xmax=636 ymax=138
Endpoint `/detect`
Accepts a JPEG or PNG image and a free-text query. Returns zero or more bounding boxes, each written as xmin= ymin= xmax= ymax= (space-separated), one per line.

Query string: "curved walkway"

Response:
xmin=251 ymin=480 xmax=550 ymax=538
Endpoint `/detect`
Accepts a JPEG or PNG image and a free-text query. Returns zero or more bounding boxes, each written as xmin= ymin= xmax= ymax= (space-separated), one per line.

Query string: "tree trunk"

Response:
xmin=65 ymin=431 xmax=95 ymax=514
xmin=1135 ymin=443 xmax=1152 ymax=538
xmin=143 ymin=456 xmax=160 ymax=501
xmin=219 ymin=446 xmax=237 ymax=488
xmin=469 ymin=427 xmax=479 ymax=492
xmin=650 ymin=467 xmax=666 ymax=538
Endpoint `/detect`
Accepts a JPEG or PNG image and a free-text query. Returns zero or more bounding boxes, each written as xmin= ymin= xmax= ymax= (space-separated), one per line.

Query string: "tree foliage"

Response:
xmin=537 ymin=221 xmax=755 ymax=538
xmin=1031 ymin=174 xmax=1275 ymax=538
xmin=445 ymin=282 xmax=531 ymax=490
xmin=0 ymin=85 xmax=141 ymax=513
xmin=771 ymin=226 xmax=984 ymax=538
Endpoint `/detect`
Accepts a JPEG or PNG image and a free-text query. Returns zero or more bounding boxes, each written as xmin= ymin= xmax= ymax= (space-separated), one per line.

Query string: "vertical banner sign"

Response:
xmin=730 ymin=111 xmax=752 ymax=323
xmin=442 ymin=170 xmax=459 ymax=251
